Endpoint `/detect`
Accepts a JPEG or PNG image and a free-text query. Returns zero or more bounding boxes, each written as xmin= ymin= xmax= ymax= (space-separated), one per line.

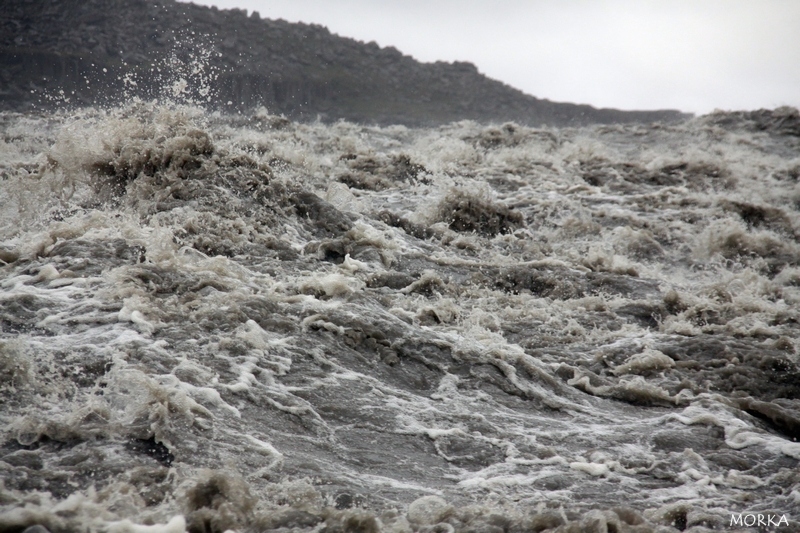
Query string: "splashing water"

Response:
xmin=1 ymin=100 xmax=800 ymax=532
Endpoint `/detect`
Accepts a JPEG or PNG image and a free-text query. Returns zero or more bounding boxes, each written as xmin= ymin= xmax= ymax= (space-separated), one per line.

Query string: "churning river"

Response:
xmin=1 ymin=102 xmax=799 ymax=532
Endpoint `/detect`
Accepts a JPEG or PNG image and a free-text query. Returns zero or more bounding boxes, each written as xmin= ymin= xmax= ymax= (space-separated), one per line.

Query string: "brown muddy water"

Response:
xmin=1 ymin=103 xmax=799 ymax=532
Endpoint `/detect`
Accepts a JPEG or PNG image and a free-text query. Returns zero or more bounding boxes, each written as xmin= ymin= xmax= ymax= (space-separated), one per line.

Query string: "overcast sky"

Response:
xmin=179 ymin=0 xmax=800 ymax=115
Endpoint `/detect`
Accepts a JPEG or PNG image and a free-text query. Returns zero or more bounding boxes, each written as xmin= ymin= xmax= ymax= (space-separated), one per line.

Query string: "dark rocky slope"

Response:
xmin=0 ymin=0 xmax=690 ymax=126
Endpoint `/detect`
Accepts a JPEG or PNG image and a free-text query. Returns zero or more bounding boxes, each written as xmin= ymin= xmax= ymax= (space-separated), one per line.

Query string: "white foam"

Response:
xmin=570 ymin=462 xmax=609 ymax=477
xmin=107 ymin=515 xmax=186 ymax=533
xmin=612 ymin=348 xmax=675 ymax=375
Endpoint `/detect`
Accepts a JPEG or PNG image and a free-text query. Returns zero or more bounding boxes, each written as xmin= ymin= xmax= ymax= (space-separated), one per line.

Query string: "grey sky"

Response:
xmin=179 ymin=0 xmax=800 ymax=114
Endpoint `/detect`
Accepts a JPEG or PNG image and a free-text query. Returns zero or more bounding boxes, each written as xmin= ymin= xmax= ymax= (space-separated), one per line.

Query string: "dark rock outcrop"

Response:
xmin=0 ymin=0 xmax=690 ymax=126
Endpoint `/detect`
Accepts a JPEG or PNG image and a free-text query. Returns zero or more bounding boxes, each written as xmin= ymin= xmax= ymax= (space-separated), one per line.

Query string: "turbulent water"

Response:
xmin=1 ymin=101 xmax=800 ymax=533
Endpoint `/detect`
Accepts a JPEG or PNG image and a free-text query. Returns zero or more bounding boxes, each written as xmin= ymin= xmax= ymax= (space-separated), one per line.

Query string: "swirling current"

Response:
xmin=1 ymin=103 xmax=800 ymax=532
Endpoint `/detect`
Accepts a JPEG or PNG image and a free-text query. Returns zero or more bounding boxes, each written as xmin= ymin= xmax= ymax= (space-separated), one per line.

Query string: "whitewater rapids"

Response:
xmin=1 ymin=103 xmax=799 ymax=532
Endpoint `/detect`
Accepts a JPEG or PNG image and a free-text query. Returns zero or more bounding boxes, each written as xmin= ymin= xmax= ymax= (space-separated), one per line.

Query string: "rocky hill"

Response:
xmin=0 ymin=0 xmax=690 ymax=126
